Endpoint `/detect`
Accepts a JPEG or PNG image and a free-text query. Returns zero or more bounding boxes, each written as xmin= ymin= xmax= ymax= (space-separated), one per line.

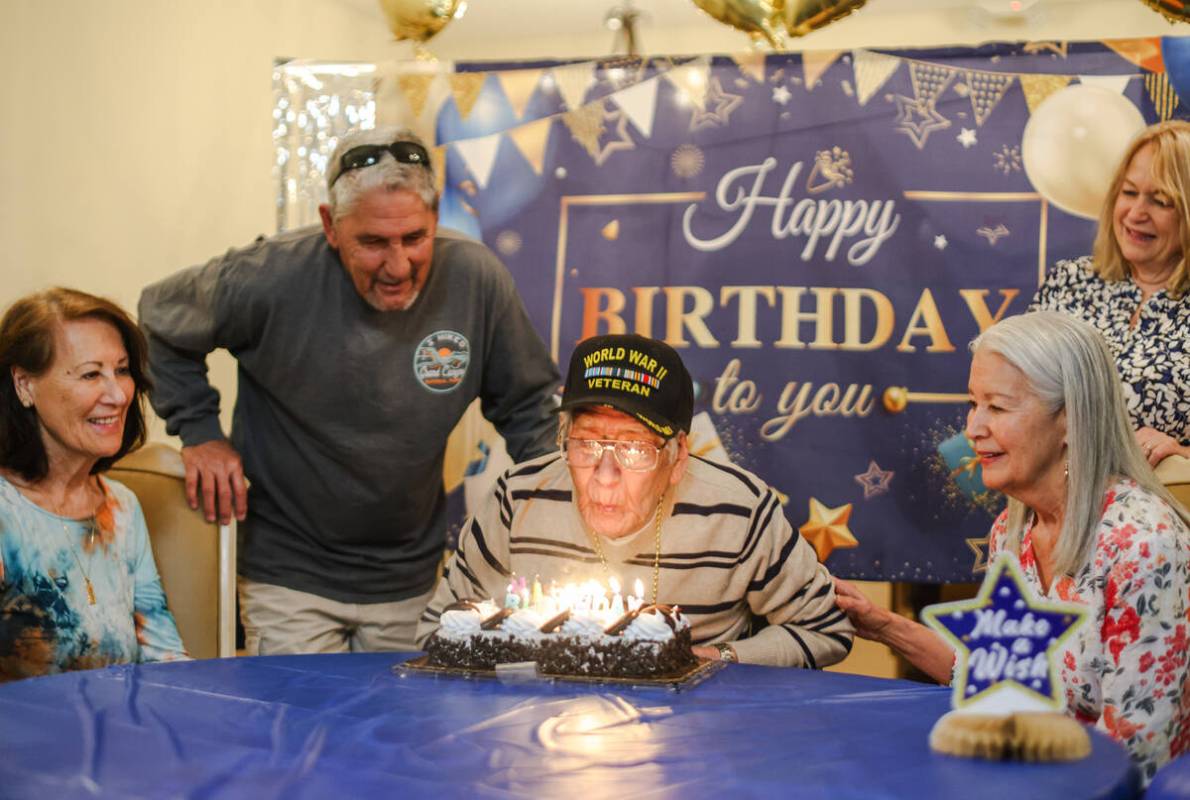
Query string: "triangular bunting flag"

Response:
xmin=965 ymin=70 xmax=1015 ymax=126
xmin=803 ymin=50 xmax=842 ymax=92
xmin=449 ymin=72 xmax=488 ymax=120
xmin=1019 ymin=74 xmax=1072 ymax=114
xmin=552 ymin=62 xmax=596 ymax=111
xmin=397 ymin=73 xmax=436 ymax=120
xmin=1145 ymin=72 xmax=1180 ymax=121
xmin=496 ymin=68 xmax=545 ymax=120
xmin=732 ymin=52 xmax=767 ymax=83
xmin=909 ymin=61 xmax=958 ymax=105
xmin=452 ymin=133 xmax=501 ymax=190
xmin=508 ymin=117 xmax=552 ymax=174
xmin=1103 ymin=38 xmax=1165 ymax=73
xmin=562 ymin=101 xmax=607 ymax=162
xmin=663 ymin=57 xmax=712 ymax=110
xmin=1077 ymin=74 xmax=1133 ymax=95
xmin=852 ymin=50 xmax=900 ymax=106
xmin=608 ymin=75 xmax=660 ymax=138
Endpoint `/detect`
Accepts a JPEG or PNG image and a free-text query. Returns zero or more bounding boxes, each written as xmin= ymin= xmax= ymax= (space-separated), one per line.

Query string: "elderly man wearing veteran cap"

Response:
xmin=138 ymin=127 xmax=559 ymax=655
xmin=416 ymin=334 xmax=854 ymax=666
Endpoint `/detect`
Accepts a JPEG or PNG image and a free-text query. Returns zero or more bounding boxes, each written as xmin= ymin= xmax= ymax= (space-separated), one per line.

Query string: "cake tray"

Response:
xmin=395 ymin=655 xmax=726 ymax=691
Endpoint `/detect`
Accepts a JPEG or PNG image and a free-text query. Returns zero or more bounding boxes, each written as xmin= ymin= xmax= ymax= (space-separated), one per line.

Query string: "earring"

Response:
xmin=1064 ymin=461 xmax=1069 ymax=481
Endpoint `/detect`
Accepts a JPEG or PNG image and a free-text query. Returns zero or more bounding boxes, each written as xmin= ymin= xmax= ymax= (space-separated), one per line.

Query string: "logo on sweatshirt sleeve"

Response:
xmin=414 ymin=330 xmax=470 ymax=393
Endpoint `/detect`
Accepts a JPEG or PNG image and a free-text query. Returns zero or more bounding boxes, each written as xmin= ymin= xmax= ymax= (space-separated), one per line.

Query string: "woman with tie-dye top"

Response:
xmin=0 ymin=289 xmax=186 ymax=681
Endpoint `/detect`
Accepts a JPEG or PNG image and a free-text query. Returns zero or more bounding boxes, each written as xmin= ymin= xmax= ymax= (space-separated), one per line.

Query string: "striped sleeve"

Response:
xmin=414 ymin=473 xmax=516 ymax=648
xmin=730 ymin=500 xmax=855 ymax=668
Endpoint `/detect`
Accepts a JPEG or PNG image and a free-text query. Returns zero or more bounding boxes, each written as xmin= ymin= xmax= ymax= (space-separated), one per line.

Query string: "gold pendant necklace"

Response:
xmin=65 ymin=520 xmax=98 ymax=605
xmin=586 ymin=495 xmax=665 ymax=605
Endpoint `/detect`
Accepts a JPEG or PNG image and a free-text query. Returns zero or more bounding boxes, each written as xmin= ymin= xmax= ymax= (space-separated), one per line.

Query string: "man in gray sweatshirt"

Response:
xmin=138 ymin=127 xmax=560 ymax=655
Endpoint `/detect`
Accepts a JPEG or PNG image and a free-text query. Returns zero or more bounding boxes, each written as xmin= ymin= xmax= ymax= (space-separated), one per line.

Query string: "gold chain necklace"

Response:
xmin=65 ymin=520 xmax=98 ymax=605
xmin=586 ymin=496 xmax=665 ymax=605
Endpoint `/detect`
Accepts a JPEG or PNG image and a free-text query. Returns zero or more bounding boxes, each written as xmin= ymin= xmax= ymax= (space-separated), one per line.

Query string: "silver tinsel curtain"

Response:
xmin=273 ymin=60 xmax=377 ymax=232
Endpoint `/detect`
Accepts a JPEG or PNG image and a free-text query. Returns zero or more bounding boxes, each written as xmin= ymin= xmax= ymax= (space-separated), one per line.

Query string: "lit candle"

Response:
xmin=631 ymin=578 xmax=645 ymax=611
xmin=609 ymin=576 xmax=624 ymax=615
xmin=532 ymin=576 xmax=544 ymax=607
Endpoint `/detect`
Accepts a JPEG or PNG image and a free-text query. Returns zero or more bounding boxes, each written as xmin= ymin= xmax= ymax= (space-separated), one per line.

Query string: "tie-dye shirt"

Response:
xmin=0 ymin=474 xmax=188 ymax=681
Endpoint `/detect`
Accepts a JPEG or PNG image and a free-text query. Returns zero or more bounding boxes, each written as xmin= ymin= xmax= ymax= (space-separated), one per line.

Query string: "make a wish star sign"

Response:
xmin=921 ymin=555 xmax=1086 ymax=711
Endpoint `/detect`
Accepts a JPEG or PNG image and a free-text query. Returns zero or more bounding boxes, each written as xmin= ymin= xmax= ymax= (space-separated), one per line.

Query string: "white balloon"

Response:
xmin=1021 ymin=85 xmax=1144 ymax=220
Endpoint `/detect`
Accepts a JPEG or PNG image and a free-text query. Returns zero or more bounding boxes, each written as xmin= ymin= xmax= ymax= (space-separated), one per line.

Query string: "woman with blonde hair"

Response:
xmin=836 ymin=312 xmax=1190 ymax=785
xmin=1030 ymin=120 xmax=1190 ymax=465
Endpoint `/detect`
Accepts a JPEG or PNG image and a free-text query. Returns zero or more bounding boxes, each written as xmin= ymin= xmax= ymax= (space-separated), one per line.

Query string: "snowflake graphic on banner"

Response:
xmin=892 ymin=62 xmax=956 ymax=149
xmin=994 ymin=145 xmax=1022 ymax=175
xmin=671 ymin=144 xmax=705 ymax=178
xmin=495 ymin=230 xmax=522 ymax=256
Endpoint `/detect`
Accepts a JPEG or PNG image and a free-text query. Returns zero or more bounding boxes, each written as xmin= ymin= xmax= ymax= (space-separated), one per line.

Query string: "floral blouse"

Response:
xmin=988 ymin=477 xmax=1190 ymax=784
xmin=0 ymin=475 xmax=188 ymax=681
xmin=1029 ymin=256 xmax=1190 ymax=445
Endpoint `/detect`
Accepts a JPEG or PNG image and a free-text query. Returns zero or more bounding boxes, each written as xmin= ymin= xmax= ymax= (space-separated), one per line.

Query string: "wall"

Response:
xmin=425 ymin=0 xmax=1176 ymax=61
xmin=0 ymin=0 xmax=1174 ymax=438
xmin=0 ymin=0 xmax=402 ymax=437
xmin=0 ymin=0 xmax=1179 ymax=678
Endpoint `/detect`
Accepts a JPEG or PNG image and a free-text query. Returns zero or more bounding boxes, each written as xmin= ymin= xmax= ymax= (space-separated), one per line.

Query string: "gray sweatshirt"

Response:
xmin=139 ymin=226 xmax=560 ymax=603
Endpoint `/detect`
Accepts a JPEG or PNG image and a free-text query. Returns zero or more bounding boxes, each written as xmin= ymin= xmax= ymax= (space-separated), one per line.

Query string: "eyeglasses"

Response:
xmin=563 ymin=438 xmax=663 ymax=472
xmin=330 ymin=141 xmax=431 ymax=186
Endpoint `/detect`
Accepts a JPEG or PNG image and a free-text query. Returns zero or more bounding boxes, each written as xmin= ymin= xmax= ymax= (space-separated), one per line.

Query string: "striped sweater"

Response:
xmin=416 ymin=453 xmax=854 ymax=667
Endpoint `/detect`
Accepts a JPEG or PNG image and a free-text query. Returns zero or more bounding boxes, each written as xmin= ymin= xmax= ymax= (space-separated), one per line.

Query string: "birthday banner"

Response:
xmin=365 ymin=38 xmax=1187 ymax=583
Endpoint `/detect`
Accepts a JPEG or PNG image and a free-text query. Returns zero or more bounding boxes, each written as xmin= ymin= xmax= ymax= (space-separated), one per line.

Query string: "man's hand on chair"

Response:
xmin=181 ymin=440 xmax=248 ymax=525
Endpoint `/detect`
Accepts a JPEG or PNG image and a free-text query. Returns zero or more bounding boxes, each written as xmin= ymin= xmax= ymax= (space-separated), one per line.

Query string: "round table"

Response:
xmin=1149 ymin=753 xmax=1190 ymax=800
xmin=0 ymin=653 xmax=1139 ymax=799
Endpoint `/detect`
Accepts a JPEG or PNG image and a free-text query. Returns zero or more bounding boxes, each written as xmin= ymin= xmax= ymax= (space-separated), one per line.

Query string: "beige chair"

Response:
xmin=108 ymin=443 xmax=236 ymax=659
xmin=1157 ymin=454 xmax=1190 ymax=513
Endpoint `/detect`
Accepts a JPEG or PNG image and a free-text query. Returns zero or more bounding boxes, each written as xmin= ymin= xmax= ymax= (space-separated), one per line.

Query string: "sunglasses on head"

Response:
xmin=331 ymin=141 xmax=431 ymax=186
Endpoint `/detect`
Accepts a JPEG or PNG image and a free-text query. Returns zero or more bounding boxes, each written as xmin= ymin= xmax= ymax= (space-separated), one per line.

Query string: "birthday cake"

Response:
xmin=426 ymin=584 xmax=699 ymax=679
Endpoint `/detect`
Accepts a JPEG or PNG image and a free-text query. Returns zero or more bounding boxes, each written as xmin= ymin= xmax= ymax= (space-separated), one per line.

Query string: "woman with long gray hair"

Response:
xmin=835 ymin=311 xmax=1189 ymax=784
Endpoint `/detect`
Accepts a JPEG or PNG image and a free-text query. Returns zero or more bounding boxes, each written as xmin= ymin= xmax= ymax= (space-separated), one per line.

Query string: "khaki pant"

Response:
xmin=238 ymin=577 xmax=434 ymax=656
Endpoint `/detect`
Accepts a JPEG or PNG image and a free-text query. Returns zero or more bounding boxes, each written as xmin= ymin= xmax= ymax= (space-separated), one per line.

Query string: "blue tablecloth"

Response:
xmin=1150 ymin=753 xmax=1190 ymax=800
xmin=0 ymin=653 xmax=1139 ymax=799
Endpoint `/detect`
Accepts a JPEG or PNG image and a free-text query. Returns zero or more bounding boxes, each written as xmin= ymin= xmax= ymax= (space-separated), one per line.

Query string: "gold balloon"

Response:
xmin=1137 ymin=0 xmax=1189 ymax=23
xmin=690 ymin=0 xmax=785 ymax=49
xmin=782 ymin=0 xmax=867 ymax=37
xmin=378 ymin=0 xmax=465 ymax=44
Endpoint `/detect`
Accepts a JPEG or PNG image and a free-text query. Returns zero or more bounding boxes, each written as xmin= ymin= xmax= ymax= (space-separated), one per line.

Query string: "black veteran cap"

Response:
xmin=556 ymin=334 xmax=693 ymax=440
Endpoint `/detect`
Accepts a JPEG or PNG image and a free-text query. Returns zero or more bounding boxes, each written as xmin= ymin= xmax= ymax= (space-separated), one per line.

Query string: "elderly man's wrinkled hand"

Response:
xmin=181 ymin=439 xmax=247 ymax=525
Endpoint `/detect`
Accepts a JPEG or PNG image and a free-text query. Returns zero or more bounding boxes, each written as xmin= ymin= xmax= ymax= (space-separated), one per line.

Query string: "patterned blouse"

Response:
xmin=988 ymin=478 xmax=1190 ymax=784
xmin=0 ymin=475 xmax=188 ymax=681
xmin=1029 ymin=256 xmax=1190 ymax=445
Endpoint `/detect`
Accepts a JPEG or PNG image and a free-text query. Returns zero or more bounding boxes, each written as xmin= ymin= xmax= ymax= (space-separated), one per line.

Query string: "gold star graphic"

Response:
xmin=690 ymin=76 xmax=743 ymax=132
xmin=966 ymin=536 xmax=989 ymax=574
xmin=799 ymin=498 xmax=858 ymax=562
xmin=892 ymin=95 xmax=951 ymax=150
